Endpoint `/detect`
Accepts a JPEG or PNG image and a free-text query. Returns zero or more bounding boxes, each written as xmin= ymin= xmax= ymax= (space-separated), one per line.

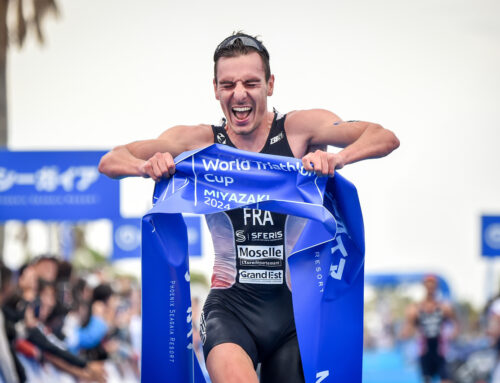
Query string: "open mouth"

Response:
xmin=232 ymin=106 xmax=252 ymax=121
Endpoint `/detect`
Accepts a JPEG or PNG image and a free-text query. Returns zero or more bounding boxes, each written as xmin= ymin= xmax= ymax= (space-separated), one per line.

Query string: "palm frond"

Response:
xmin=16 ymin=0 xmax=27 ymax=47
xmin=32 ymin=0 xmax=59 ymax=44
xmin=0 ymin=0 xmax=8 ymax=61
xmin=32 ymin=0 xmax=44 ymax=43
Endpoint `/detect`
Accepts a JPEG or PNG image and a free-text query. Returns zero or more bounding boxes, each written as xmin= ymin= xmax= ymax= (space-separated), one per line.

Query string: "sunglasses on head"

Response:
xmin=214 ymin=35 xmax=269 ymax=60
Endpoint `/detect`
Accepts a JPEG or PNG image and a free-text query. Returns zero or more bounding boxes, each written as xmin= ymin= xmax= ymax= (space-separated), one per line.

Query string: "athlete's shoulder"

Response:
xmin=439 ymin=301 xmax=455 ymax=316
xmin=157 ymin=124 xmax=214 ymax=151
xmin=157 ymin=123 xmax=212 ymax=138
xmin=407 ymin=302 xmax=420 ymax=317
xmin=284 ymin=109 xmax=342 ymax=131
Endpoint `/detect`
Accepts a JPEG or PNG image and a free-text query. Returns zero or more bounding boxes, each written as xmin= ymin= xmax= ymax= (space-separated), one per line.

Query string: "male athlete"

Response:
xmin=99 ymin=32 xmax=399 ymax=383
xmin=401 ymin=275 xmax=458 ymax=383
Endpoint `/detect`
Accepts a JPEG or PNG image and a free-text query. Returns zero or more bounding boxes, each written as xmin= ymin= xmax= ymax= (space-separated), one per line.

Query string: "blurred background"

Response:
xmin=1 ymin=0 xmax=499 ymax=382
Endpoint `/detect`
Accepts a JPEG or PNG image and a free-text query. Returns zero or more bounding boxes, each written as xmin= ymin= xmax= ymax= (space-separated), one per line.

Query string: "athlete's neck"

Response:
xmin=226 ymin=112 xmax=274 ymax=152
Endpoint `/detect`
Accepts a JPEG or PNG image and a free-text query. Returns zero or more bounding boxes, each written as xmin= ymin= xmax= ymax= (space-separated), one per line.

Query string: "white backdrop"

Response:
xmin=7 ymin=0 xmax=500 ymax=306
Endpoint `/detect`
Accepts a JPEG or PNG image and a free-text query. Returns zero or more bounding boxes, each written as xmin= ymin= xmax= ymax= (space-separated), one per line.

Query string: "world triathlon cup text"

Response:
xmin=200 ymin=157 xmax=314 ymax=210
xmin=201 ymin=158 xmax=315 ymax=176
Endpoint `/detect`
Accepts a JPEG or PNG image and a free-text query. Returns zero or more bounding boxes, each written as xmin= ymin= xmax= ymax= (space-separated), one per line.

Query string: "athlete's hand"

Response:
xmin=301 ymin=150 xmax=345 ymax=177
xmin=140 ymin=152 xmax=176 ymax=181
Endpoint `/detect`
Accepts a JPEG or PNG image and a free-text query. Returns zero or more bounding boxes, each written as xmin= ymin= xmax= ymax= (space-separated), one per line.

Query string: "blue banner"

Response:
xmin=141 ymin=144 xmax=365 ymax=383
xmin=482 ymin=216 xmax=500 ymax=257
xmin=0 ymin=151 xmax=119 ymax=221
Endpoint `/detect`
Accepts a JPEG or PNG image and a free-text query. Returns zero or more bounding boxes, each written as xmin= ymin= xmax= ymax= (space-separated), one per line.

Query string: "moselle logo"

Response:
xmin=485 ymin=223 xmax=500 ymax=250
xmin=235 ymin=230 xmax=246 ymax=243
xmin=250 ymin=230 xmax=283 ymax=242
xmin=238 ymin=245 xmax=283 ymax=259
xmin=216 ymin=133 xmax=227 ymax=144
xmin=239 ymin=269 xmax=283 ymax=284
xmin=114 ymin=224 xmax=141 ymax=252
xmin=269 ymin=131 xmax=284 ymax=145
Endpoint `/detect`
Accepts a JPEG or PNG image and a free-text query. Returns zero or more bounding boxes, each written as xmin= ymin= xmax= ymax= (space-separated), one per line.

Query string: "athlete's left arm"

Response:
xmin=287 ymin=109 xmax=400 ymax=176
xmin=442 ymin=302 xmax=460 ymax=339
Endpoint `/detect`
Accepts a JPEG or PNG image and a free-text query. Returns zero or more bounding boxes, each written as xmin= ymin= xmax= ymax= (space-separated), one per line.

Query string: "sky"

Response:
xmin=6 ymin=0 xmax=500 ymax=306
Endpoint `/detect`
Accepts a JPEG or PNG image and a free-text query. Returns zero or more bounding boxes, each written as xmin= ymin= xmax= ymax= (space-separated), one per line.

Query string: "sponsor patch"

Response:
xmin=269 ymin=131 xmax=284 ymax=145
xmin=238 ymin=269 xmax=283 ymax=284
xmin=216 ymin=132 xmax=227 ymax=144
xmin=250 ymin=231 xmax=283 ymax=242
xmin=238 ymin=245 xmax=283 ymax=259
xmin=238 ymin=245 xmax=283 ymax=266
xmin=235 ymin=230 xmax=246 ymax=243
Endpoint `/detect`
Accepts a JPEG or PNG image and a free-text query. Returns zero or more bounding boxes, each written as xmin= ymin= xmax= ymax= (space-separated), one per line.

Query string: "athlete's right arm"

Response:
xmin=400 ymin=304 xmax=418 ymax=339
xmin=98 ymin=124 xmax=213 ymax=181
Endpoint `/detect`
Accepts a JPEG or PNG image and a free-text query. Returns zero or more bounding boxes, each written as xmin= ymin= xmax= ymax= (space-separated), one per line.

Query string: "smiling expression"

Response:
xmin=214 ymin=52 xmax=274 ymax=138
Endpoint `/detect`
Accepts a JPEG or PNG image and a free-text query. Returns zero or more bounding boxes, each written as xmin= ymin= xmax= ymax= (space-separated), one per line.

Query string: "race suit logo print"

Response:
xmin=216 ymin=133 xmax=227 ymax=144
xmin=235 ymin=230 xmax=246 ymax=243
xmin=199 ymin=311 xmax=206 ymax=344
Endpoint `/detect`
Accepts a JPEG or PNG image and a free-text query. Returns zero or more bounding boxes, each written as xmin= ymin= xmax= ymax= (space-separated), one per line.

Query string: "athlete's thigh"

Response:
xmin=201 ymin=300 xmax=258 ymax=366
xmin=260 ymin=333 xmax=305 ymax=383
xmin=206 ymin=343 xmax=259 ymax=383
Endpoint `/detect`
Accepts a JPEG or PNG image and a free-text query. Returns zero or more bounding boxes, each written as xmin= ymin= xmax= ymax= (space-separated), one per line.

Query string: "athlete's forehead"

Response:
xmin=215 ymin=52 xmax=267 ymax=82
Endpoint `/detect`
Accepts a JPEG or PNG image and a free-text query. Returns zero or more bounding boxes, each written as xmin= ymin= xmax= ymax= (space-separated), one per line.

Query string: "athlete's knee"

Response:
xmin=206 ymin=343 xmax=258 ymax=383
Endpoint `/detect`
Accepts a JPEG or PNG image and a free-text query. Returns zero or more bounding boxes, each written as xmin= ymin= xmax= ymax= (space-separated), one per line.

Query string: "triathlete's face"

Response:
xmin=214 ymin=52 xmax=274 ymax=136
xmin=424 ymin=279 xmax=437 ymax=294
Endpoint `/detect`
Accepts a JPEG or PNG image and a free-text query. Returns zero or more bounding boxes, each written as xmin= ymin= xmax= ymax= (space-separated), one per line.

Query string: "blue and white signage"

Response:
xmin=184 ymin=215 xmax=203 ymax=256
xmin=0 ymin=151 xmax=119 ymax=221
xmin=482 ymin=216 xmax=500 ymax=257
xmin=112 ymin=215 xmax=202 ymax=261
xmin=113 ymin=218 xmax=142 ymax=261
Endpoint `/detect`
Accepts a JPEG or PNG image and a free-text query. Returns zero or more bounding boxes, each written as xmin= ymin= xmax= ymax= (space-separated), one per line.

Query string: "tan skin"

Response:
xmin=99 ymin=51 xmax=399 ymax=383
xmin=401 ymin=278 xmax=457 ymax=383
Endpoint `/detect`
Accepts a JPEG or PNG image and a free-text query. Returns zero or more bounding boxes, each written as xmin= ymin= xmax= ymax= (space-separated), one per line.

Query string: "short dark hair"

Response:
xmin=32 ymin=254 xmax=59 ymax=266
xmin=213 ymin=32 xmax=271 ymax=83
xmin=92 ymin=283 xmax=114 ymax=303
xmin=0 ymin=262 xmax=13 ymax=293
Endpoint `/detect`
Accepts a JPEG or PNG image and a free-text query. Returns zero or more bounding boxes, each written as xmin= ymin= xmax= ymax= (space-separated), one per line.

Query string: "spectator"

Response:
xmin=0 ymin=262 xmax=23 ymax=383
xmin=31 ymin=255 xmax=59 ymax=284
xmin=2 ymin=262 xmax=106 ymax=382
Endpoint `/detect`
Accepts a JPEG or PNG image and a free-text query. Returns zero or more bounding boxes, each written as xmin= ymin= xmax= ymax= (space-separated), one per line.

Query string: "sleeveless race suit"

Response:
xmin=416 ymin=305 xmax=450 ymax=380
xmin=200 ymin=112 xmax=306 ymax=382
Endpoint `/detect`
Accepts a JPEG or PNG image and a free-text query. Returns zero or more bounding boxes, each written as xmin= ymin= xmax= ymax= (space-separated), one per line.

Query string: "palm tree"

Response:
xmin=0 ymin=0 xmax=59 ymax=258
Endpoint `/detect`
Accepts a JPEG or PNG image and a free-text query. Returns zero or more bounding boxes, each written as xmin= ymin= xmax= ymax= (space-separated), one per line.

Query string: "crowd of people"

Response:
xmin=5 ymin=256 xmax=500 ymax=382
xmin=0 ymin=256 xmax=141 ymax=383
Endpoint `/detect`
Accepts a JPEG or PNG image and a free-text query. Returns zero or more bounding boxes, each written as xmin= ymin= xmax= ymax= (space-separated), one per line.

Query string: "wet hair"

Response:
xmin=213 ymin=32 xmax=271 ymax=83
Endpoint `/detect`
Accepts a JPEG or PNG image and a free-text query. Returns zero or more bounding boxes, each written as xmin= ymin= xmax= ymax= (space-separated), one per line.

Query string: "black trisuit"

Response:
xmin=416 ymin=306 xmax=450 ymax=381
xmin=200 ymin=112 xmax=306 ymax=382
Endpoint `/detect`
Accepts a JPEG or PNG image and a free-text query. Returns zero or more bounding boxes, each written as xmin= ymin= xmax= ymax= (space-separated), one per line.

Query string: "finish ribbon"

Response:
xmin=141 ymin=144 xmax=365 ymax=383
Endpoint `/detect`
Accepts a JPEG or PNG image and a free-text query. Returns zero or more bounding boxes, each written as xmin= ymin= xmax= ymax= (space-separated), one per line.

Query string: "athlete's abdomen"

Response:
xmin=206 ymin=208 xmax=306 ymax=290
